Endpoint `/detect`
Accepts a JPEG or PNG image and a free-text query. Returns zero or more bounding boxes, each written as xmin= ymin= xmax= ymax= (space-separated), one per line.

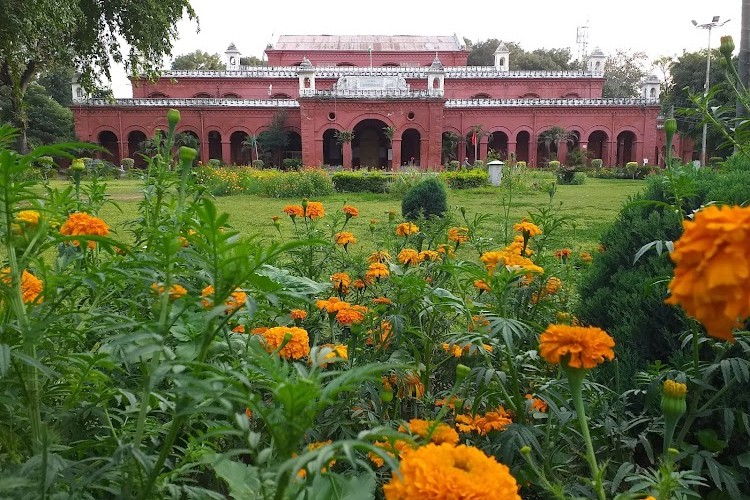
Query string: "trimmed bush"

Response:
xmin=207 ymin=159 xmax=222 ymax=168
xmin=282 ymin=158 xmax=302 ymax=171
xmin=401 ymin=177 xmax=448 ymax=220
xmin=473 ymin=159 xmax=485 ymax=169
xmin=447 ymin=160 xmax=460 ymax=171
xmin=571 ymin=172 xmax=586 ymax=185
xmin=439 ymin=169 xmax=488 ymax=189
xmin=252 ymin=159 xmax=264 ymax=168
xmin=121 ymin=158 xmax=135 ymax=170
xmin=517 ymin=161 xmax=527 ymax=168
xmin=548 ymin=160 xmax=560 ymax=169
xmin=331 ymin=171 xmax=390 ymax=193
xmin=591 ymin=158 xmax=603 ymax=169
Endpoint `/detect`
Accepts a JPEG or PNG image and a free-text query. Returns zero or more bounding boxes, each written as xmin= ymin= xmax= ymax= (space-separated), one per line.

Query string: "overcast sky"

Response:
xmin=110 ymin=0 xmax=742 ymax=97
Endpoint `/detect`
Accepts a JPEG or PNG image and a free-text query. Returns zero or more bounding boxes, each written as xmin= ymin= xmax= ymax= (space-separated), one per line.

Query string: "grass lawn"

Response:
xmin=81 ymin=176 xmax=645 ymax=253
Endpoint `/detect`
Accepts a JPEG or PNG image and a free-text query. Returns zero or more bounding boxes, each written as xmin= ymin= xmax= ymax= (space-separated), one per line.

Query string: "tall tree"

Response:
xmin=0 ymin=0 xmax=195 ymax=152
xmin=257 ymin=110 xmax=289 ymax=167
xmin=738 ymin=0 xmax=750 ymax=119
xmin=37 ymin=66 xmax=76 ymax=107
xmin=171 ymin=50 xmax=225 ymax=70
xmin=0 ymin=83 xmax=75 ymax=147
xmin=464 ymin=38 xmax=578 ymax=70
xmin=602 ymin=49 xmax=648 ymax=97
xmin=240 ymin=56 xmax=266 ymax=67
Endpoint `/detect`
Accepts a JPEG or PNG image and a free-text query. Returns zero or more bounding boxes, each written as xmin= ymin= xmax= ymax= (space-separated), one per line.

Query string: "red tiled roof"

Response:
xmin=272 ymin=35 xmax=465 ymax=52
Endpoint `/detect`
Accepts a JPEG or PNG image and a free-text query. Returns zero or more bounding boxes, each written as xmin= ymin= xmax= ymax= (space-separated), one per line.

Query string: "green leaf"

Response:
xmin=207 ymin=454 xmax=262 ymax=497
xmin=309 ymin=472 xmax=376 ymax=500
xmin=737 ymin=452 xmax=750 ymax=469
xmin=0 ymin=343 xmax=9 ymax=377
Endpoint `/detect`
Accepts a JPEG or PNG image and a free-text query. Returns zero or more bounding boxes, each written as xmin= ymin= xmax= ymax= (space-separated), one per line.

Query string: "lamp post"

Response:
xmin=692 ymin=16 xmax=730 ymax=166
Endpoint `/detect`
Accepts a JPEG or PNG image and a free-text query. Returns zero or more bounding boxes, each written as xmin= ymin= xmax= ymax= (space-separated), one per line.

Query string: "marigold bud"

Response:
xmin=455 ymin=364 xmax=471 ymax=382
xmin=720 ymin=36 xmax=735 ymax=59
xmin=661 ymin=379 xmax=687 ymax=420
xmin=167 ymin=108 xmax=181 ymax=127
xmin=71 ymin=158 xmax=85 ymax=171
xmin=664 ymin=118 xmax=677 ymax=136
xmin=380 ymin=389 xmax=394 ymax=403
xmin=178 ymin=146 xmax=197 ymax=163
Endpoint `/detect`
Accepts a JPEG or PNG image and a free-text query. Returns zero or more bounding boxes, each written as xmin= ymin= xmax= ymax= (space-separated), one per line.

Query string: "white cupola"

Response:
xmin=641 ymin=74 xmax=661 ymax=100
xmin=587 ymin=47 xmax=606 ymax=74
xmin=427 ymin=54 xmax=445 ymax=95
xmin=494 ymin=42 xmax=509 ymax=71
xmin=225 ymin=42 xmax=241 ymax=71
xmin=297 ymin=57 xmax=316 ymax=94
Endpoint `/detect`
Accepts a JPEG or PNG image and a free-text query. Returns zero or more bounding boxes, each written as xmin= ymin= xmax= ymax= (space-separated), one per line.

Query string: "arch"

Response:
xmin=441 ymin=131 xmax=461 ymax=164
xmin=303 ymin=77 xmax=311 ymax=88
xmin=431 ymin=77 xmax=440 ymax=89
xmin=272 ymin=93 xmax=292 ymax=99
xmin=586 ymin=130 xmax=609 ymax=163
xmin=520 ymin=92 xmax=540 ymax=99
xmin=97 ymin=130 xmax=120 ymax=165
xmin=471 ymin=93 xmax=491 ymax=99
xmin=649 ymin=87 xmax=656 ymax=98
xmin=127 ymin=130 xmax=148 ymax=169
xmin=595 ymin=61 xmax=602 ymax=71
xmin=342 ymin=113 xmax=395 ymax=132
xmin=323 ymin=129 xmax=343 ymax=166
xmin=284 ymin=131 xmax=302 ymax=167
xmin=230 ymin=130 xmax=250 ymax=165
xmin=616 ymin=130 xmax=637 ymax=166
xmin=488 ymin=131 xmax=509 ymax=160
xmin=353 ymin=118 xmax=390 ymax=169
xmin=193 ymin=92 xmax=212 ymax=98
xmin=515 ymin=130 xmax=531 ymax=164
xmin=208 ymin=130 xmax=222 ymax=162
xmin=401 ymin=128 xmax=421 ymax=168
xmin=148 ymin=92 xmax=168 ymax=98
xmin=223 ymin=93 xmax=240 ymax=99
xmin=336 ymin=62 xmax=356 ymax=67
xmin=382 ymin=62 xmax=399 ymax=67
xmin=562 ymin=92 xmax=580 ymax=98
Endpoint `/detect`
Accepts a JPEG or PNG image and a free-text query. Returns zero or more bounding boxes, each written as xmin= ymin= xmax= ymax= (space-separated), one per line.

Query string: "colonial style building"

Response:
xmin=71 ymin=35 xmax=687 ymax=169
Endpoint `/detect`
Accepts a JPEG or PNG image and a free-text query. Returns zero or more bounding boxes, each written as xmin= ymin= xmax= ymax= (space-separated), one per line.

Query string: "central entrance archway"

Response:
xmin=352 ymin=119 xmax=389 ymax=169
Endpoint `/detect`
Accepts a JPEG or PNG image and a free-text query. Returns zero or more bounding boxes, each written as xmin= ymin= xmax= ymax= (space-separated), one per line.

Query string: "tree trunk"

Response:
xmin=10 ymin=84 xmax=28 ymax=153
xmin=738 ymin=0 xmax=750 ymax=118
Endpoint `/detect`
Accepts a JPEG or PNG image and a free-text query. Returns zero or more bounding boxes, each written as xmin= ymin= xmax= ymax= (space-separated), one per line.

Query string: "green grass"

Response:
xmin=82 ymin=176 xmax=644 ymax=253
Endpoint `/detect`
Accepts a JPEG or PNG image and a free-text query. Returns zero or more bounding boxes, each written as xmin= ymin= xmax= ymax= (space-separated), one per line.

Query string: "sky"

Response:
xmin=110 ymin=0 xmax=742 ymax=97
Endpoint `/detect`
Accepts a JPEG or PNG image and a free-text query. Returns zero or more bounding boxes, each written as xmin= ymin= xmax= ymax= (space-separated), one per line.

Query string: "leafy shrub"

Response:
xmin=331 ymin=171 xmax=390 ymax=193
xmin=447 ymin=160 xmax=460 ymax=171
xmin=571 ymin=172 xmax=586 ymax=185
xmin=388 ymin=169 xmax=425 ymax=197
xmin=207 ymin=159 xmax=222 ymax=168
xmin=517 ymin=161 xmax=526 ymax=168
xmin=548 ymin=160 xmax=560 ymax=169
xmin=252 ymin=159 xmax=264 ymax=168
xmin=625 ymin=161 xmax=639 ymax=179
xmin=473 ymin=159 xmax=485 ymax=169
xmin=401 ymin=176 xmax=448 ymax=220
xmin=709 ymin=156 xmax=723 ymax=168
xmin=282 ymin=158 xmax=302 ymax=171
xmin=121 ymin=158 xmax=135 ymax=170
xmin=439 ymin=169 xmax=488 ymax=189
xmin=591 ymin=158 xmax=603 ymax=169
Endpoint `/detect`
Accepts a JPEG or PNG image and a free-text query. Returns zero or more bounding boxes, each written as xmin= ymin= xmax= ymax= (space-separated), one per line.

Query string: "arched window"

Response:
xmin=499 ymin=57 xmax=505 ymax=66
xmin=649 ymin=88 xmax=656 ymax=98
xmin=595 ymin=61 xmax=601 ymax=70
xmin=222 ymin=93 xmax=240 ymax=99
xmin=148 ymin=92 xmax=168 ymax=98
xmin=432 ymin=78 xmax=440 ymax=89
xmin=193 ymin=92 xmax=212 ymax=98
xmin=471 ymin=93 xmax=491 ymax=99
xmin=304 ymin=77 xmax=311 ymax=88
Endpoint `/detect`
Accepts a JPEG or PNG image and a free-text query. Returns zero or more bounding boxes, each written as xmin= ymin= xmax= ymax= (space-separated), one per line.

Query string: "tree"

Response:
xmin=171 ymin=50 xmax=225 ymax=70
xmin=602 ymin=49 xmax=648 ymax=97
xmin=0 ymin=83 xmax=75 ymax=148
xmin=257 ymin=110 xmax=289 ymax=167
xmin=241 ymin=135 xmax=261 ymax=163
xmin=441 ymin=132 xmax=460 ymax=164
xmin=0 ymin=0 xmax=195 ymax=152
xmin=37 ymin=66 xmax=76 ymax=107
xmin=464 ymin=38 xmax=579 ymax=71
xmin=537 ymin=126 xmax=575 ymax=163
xmin=240 ymin=56 xmax=266 ymax=67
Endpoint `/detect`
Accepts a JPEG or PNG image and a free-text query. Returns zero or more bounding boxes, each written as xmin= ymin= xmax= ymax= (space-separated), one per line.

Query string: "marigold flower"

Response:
xmin=474 ymin=279 xmax=491 ymax=292
xmin=366 ymin=262 xmax=390 ymax=281
xmin=545 ymin=276 xmax=562 ymax=294
xmin=366 ymin=320 xmax=394 ymax=348
xmin=399 ymin=419 xmax=459 ymax=445
xmin=455 ymin=406 xmax=512 ymax=435
xmin=59 ymin=212 xmax=109 ymax=249
xmin=368 ymin=250 xmax=391 ymax=263
xmin=283 ymin=205 xmax=304 ymax=219
xmin=2 ymin=268 xmax=44 ymax=304
xmin=330 ymin=272 xmax=351 ymax=294
xmin=320 ymin=343 xmax=348 ymax=363
xmin=369 ymin=439 xmax=412 ymax=468
xmin=372 ymin=296 xmax=392 ymax=305
xmin=335 ymin=231 xmax=357 ymax=247
xmin=539 ymin=324 xmax=615 ymax=369
xmin=259 ymin=326 xmax=310 ymax=359
xmin=448 ymin=226 xmax=469 ymax=244
xmin=398 ymin=371 xmax=425 ymax=399
xmin=554 ymin=248 xmax=572 ymax=261
xmin=150 ymin=282 xmax=188 ymax=300
xmin=296 ymin=440 xmax=336 ymax=477
xmin=315 ymin=297 xmax=350 ymax=314
xmin=480 ymin=249 xmax=543 ymax=276
xmin=201 ymin=285 xmax=246 ymax=313
xmin=16 ymin=210 xmax=40 ymax=225
xmin=351 ymin=279 xmax=365 ymax=290
xmin=525 ymin=394 xmax=548 ymax=413
xmin=383 ymin=443 xmax=520 ymax=500
xmin=396 ymin=222 xmax=419 ymax=236
xmin=251 ymin=327 xmax=268 ymax=334
xmin=514 ymin=220 xmax=542 ymax=237
xmin=665 ymin=205 xmax=750 ymax=342
xmin=336 ymin=306 xmax=366 ymax=326
xmin=419 ymin=250 xmax=440 ymax=262
xmin=580 ymin=251 xmax=593 ymax=263
xmin=290 ymin=309 xmax=308 ymax=321
xmin=437 ymin=244 xmax=455 ymax=257
xmin=305 ymin=201 xmax=325 ymax=219
xmin=342 ymin=205 xmax=359 ymax=218
xmin=233 ymin=325 xmax=246 ymax=334
xmin=398 ymin=248 xmax=422 ymax=265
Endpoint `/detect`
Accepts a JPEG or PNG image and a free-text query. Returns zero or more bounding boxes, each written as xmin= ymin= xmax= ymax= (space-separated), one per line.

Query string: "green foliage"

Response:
xmin=401 ymin=177 xmax=448 ymax=220
xmin=602 ymin=49 xmax=648 ymax=98
xmin=257 ymin=111 xmax=289 ymax=166
xmin=282 ymin=158 xmax=302 ymax=171
xmin=571 ymin=172 xmax=586 ymax=185
xmin=121 ymin=157 xmax=134 ymax=170
xmin=463 ymin=39 xmax=580 ymax=70
xmin=439 ymin=169 xmax=489 ymax=189
xmin=252 ymin=159 xmax=264 ymax=168
xmin=331 ymin=171 xmax=390 ymax=193
xmin=171 ymin=49 xmax=225 ymax=70
xmin=548 ymin=160 xmax=561 ymax=169
xmin=200 ymin=167 xmax=335 ymax=198
xmin=591 ymin=158 xmax=603 ymax=169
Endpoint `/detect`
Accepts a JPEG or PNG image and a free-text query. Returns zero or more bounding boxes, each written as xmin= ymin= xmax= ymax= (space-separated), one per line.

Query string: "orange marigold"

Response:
xmin=336 ymin=306 xmax=366 ymax=326
xmin=580 ymin=251 xmax=593 ymax=263
xmin=342 ymin=205 xmax=359 ymax=217
xmin=665 ymin=205 xmax=750 ymax=342
xmin=437 ymin=244 xmax=456 ymax=257
xmin=525 ymin=394 xmax=548 ymax=413
xmin=315 ymin=297 xmax=350 ymax=314
xmin=554 ymin=248 xmax=572 ymax=260
xmin=372 ymin=296 xmax=392 ymax=305
xmin=16 ymin=210 xmax=40 ymax=225
xmin=398 ymin=371 xmax=425 ymax=399
xmin=368 ymin=250 xmax=392 ymax=263
xmin=383 ymin=443 xmax=520 ymax=500
xmin=447 ymin=226 xmax=469 ymax=244
xmin=398 ymin=248 xmax=422 ymax=265
xmin=290 ymin=309 xmax=308 ymax=321
xmin=2 ymin=268 xmax=44 ymax=304
xmin=305 ymin=201 xmax=325 ymax=219
xmin=233 ymin=325 xmax=246 ymax=334
xmin=539 ymin=324 xmax=615 ymax=369
xmin=151 ymin=282 xmax=188 ymax=300
xmin=419 ymin=250 xmax=440 ymax=262
xmin=513 ymin=220 xmax=542 ymax=237
xmin=366 ymin=262 xmax=390 ymax=280
xmin=201 ymin=285 xmax=246 ymax=313
xmin=399 ymin=418 xmax=459 ymax=445
xmin=335 ymin=231 xmax=357 ymax=246
xmin=330 ymin=272 xmax=351 ymax=294
xmin=395 ymin=222 xmax=419 ymax=236
xmin=59 ymin=212 xmax=109 ymax=249
xmin=545 ymin=276 xmax=562 ymax=294
xmin=283 ymin=205 xmax=304 ymax=218
xmin=259 ymin=326 xmax=310 ymax=359
xmin=456 ymin=406 xmax=513 ymax=435
xmin=474 ymin=279 xmax=491 ymax=292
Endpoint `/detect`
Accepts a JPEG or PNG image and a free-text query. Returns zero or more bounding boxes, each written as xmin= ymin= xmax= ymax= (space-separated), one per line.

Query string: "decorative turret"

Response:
xmin=494 ymin=42 xmax=509 ymax=71
xmin=427 ymin=54 xmax=445 ymax=95
xmin=225 ymin=42 xmax=241 ymax=70
xmin=71 ymin=74 xmax=87 ymax=100
xmin=641 ymin=74 xmax=660 ymax=100
xmin=298 ymin=57 xmax=316 ymax=94
xmin=587 ymin=47 xmax=606 ymax=74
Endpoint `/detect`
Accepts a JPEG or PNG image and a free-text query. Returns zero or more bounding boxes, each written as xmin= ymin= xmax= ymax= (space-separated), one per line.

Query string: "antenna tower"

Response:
xmin=576 ymin=22 xmax=589 ymax=61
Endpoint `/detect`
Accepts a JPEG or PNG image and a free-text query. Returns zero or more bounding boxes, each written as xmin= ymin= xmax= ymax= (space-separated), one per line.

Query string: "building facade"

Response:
xmin=71 ymin=35 xmax=688 ymax=169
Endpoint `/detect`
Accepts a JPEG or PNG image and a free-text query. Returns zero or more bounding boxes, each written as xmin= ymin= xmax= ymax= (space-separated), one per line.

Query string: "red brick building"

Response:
xmin=71 ymin=35 xmax=689 ymax=169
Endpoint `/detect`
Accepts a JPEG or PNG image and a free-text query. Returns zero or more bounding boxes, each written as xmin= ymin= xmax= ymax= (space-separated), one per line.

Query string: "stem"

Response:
xmin=566 ymin=367 xmax=605 ymax=500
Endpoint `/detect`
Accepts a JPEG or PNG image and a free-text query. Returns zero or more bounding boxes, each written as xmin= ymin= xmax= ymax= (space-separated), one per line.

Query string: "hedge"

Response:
xmin=331 ymin=172 xmax=390 ymax=193
xmin=439 ymin=169 xmax=488 ymax=189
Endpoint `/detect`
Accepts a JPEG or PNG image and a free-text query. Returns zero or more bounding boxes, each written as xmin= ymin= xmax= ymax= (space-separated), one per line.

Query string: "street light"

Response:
xmin=692 ymin=15 xmax=730 ymax=167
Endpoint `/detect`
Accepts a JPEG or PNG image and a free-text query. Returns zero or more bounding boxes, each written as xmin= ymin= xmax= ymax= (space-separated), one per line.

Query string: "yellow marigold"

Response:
xmin=315 ymin=297 xmax=350 ymax=314
xmin=2 ymin=268 xmax=44 ymax=304
xmin=150 ymin=282 xmax=188 ymax=300
xmin=321 ymin=343 xmax=348 ymax=362
xmin=398 ymin=248 xmax=422 ymax=265
xmin=419 ymin=250 xmax=440 ymax=262
xmin=259 ymin=326 xmax=310 ymax=359
xmin=456 ymin=407 xmax=513 ymax=435
xmin=372 ymin=296 xmax=392 ymax=305
xmin=342 ymin=205 xmax=359 ymax=217
xmin=545 ymin=276 xmax=562 ymax=294
xmin=283 ymin=205 xmax=304 ymax=218
xmin=580 ymin=251 xmax=593 ymax=263
xmin=366 ymin=320 xmax=394 ymax=348
xmin=296 ymin=440 xmax=335 ymax=477
xmin=201 ymin=285 xmax=246 ymax=313
xmin=16 ymin=210 xmax=40 ymax=225
xmin=399 ymin=418 xmax=460 ymax=445
xmin=398 ymin=372 xmax=425 ymax=399
xmin=437 ymin=244 xmax=455 ymax=257
xmin=665 ymin=205 xmax=750 ymax=342
xmin=366 ymin=262 xmax=390 ymax=281
xmin=513 ymin=220 xmax=542 ymax=237
xmin=396 ymin=222 xmax=419 ymax=236
xmin=442 ymin=342 xmax=464 ymax=358
xmin=663 ymin=379 xmax=687 ymax=398
xmin=290 ymin=309 xmax=308 ymax=321
xmin=59 ymin=212 xmax=109 ymax=249
xmin=480 ymin=249 xmax=543 ymax=276
xmin=335 ymin=231 xmax=357 ymax=246
xmin=448 ymin=226 xmax=469 ymax=243
xmin=369 ymin=438 xmax=412 ymax=468
xmin=539 ymin=324 xmax=615 ymax=369
xmin=368 ymin=250 xmax=391 ymax=263
xmin=305 ymin=201 xmax=325 ymax=219
xmin=383 ymin=443 xmax=520 ymax=500
xmin=336 ymin=306 xmax=366 ymax=326
xmin=525 ymin=394 xmax=548 ymax=413
xmin=474 ymin=279 xmax=491 ymax=292
xmin=330 ymin=272 xmax=351 ymax=294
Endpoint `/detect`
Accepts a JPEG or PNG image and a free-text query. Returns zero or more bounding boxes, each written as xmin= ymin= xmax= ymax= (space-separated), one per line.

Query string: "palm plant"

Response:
xmin=538 ymin=126 xmax=576 ymax=163
xmin=241 ymin=134 xmax=260 ymax=163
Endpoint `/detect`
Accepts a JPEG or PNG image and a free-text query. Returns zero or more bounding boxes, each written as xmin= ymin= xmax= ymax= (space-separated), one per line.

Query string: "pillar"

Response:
xmin=479 ymin=135 xmax=489 ymax=162
xmin=529 ymin=132 xmax=537 ymax=167
xmin=392 ymin=139 xmax=402 ymax=171
xmin=200 ymin=137 xmax=209 ymax=164
xmin=579 ymin=141 xmax=588 ymax=166
xmin=419 ymin=139 xmax=428 ymax=171
xmin=635 ymin=140 xmax=644 ymax=165
xmin=343 ymin=143 xmax=352 ymax=170
xmin=508 ymin=141 xmax=517 ymax=162
xmin=313 ymin=138 xmax=324 ymax=167
xmin=557 ymin=141 xmax=567 ymax=163
xmin=118 ymin=141 xmax=127 ymax=165
xmin=606 ymin=141 xmax=616 ymax=167
xmin=221 ymin=141 xmax=231 ymax=165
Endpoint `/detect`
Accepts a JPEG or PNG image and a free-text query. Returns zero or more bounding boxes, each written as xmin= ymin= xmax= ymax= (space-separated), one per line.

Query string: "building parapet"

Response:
xmin=71 ymin=98 xmax=300 ymax=107
xmin=153 ymin=67 xmax=604 ymax=80
xmin=445 ymin=98 xmax=660 ymax=107
xmin=300 ymin=89 xmax=443 ymax=98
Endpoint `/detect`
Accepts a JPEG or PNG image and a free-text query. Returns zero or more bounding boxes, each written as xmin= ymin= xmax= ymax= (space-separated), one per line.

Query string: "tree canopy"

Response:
xmin=602 ymin=50 xmax=647 ymax=98
xmin=464 ymin=38 xmax=580 ymax=71
xmin=0 ymin=0 xmax=195 ymax=150
xmin=172 ymin=50 xmax=225 ymax=70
